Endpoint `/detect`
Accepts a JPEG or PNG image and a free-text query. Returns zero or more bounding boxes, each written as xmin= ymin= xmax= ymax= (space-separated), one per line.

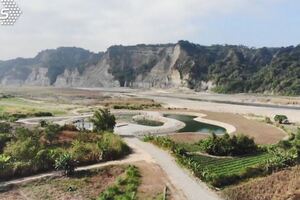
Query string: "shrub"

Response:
xmin=39 ymin=120 xmax=48 ymax=127
xmin=98 ymin=132 xmax=130 ymax=160
xmin=134 ymin=119 xmax=164 ymax=126
xmin=274 ymin=115 xmax=288 ymax=124
xmin=0 ymin=122 xmax=12 ymax=133
xmin=70 ymin=140 xmax=101 ymax=163
xmin=55 ymin=153 xmax=76 ymax=176
xmin=0 ymin=133 xmax=11 ymax=153
xmin=11 ymin=113 xmax=28 ymax=120
xmin=3 ymin=137 xmax=40 ymax=161
xmin=34 ymin=149 xmax=57 ymax=170
xmin=15 ymin=128 xmax=40 ymax=141
xmin=44 ymin=123 xmax=61 ymax=144
xmin=90 ymin=109 xmax=116 ymax=133
xmin=33 ymin=112 xmax=53 ymax=117
xmin=232 ymin=134 xmax=258 ymax=155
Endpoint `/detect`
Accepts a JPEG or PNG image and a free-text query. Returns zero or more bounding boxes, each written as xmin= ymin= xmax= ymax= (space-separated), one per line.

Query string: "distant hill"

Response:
xmin=0 ymin=41 xmax=299 ymax=95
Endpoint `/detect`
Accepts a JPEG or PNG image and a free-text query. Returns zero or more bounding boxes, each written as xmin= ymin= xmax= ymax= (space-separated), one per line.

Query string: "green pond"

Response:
xmin=164 ymin=114 xmax=226 ymax=134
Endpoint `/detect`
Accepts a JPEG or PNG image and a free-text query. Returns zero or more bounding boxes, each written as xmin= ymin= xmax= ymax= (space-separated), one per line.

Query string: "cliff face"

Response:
xmin=0 ymin=41 xmax=299 ymax=95
xmin=0 ymin=44 xmax=186 ymax=89
xmin=106 ymin=44 xmax=183 ymax=88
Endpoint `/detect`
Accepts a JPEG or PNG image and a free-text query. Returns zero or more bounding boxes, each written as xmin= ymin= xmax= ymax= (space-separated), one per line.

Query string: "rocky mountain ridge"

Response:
xmin=0 ymin=41 xmax=299 ymax=95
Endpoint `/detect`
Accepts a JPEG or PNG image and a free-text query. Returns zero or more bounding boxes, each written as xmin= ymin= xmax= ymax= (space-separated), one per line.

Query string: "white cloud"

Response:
xmin=0 ymin=0 xmax=286 ymax=59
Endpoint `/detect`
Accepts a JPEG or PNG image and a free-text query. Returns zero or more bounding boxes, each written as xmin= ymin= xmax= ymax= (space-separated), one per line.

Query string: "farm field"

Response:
xmin=189 ymin=153 xmax=272 ymax=176
xmin=145 ymin=132 xmax=299 ymax=188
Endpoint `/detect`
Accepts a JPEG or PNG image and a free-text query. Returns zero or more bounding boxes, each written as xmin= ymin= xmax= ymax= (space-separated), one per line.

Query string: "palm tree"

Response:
xmin=90 ymin=109 xmax=116 ymax=133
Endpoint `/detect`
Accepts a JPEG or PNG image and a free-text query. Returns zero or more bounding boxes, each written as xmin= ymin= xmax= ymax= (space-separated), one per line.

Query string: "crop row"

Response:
xmin=189 ymin=153 xmax=272 ymax=175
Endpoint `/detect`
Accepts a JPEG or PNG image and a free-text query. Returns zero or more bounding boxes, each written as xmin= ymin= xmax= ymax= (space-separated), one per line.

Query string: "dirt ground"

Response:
xmin=0 ymin=162 xmax=186 ymax=200
xmin=134 ymin=161 xmax=186 ymax=200
xmin=0 ymin=166 xmax=125 ymax=200
xmin=222 ymin=166 xmax=300 ymax=200
xmin=163 ymin=109 xmax=287 ymax=145
xmin=168 ymin=133 xmax=208 ymax=144
xmin=200 ymin=110 xmax=286 ymax=144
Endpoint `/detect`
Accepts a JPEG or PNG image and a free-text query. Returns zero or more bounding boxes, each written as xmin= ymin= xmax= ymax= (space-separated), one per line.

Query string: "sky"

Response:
xmin=0 ymin=0 xmax=299 ymax=60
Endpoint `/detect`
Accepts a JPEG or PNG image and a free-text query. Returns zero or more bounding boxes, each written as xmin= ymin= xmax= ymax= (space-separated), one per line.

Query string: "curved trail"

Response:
xmin=125 ymin=138 xmax=221 ymax=200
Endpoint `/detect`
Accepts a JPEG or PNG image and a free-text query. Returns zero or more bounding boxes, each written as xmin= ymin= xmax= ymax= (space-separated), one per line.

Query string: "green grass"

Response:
xmin=98 ymin=165 xmax=141 ymax=200
xmin=189 ymin=153 xmax=272 ymax=176
xmin=177 ymin=143 xmax=203 ymax=152
xmin=134 ymin=119 xmax=164 ymax=127
xmin=0 ymin=97 xmax=69 ymax=116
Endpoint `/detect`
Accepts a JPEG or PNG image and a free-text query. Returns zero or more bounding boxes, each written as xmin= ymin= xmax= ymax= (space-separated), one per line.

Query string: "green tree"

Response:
xmin=198 ymin=133 xmax=257 ymax=156
xmin=274 ymin=115 xmax=288 ymax=124
xmin=90 ymin=109 xmax=116 ymax=133
xmin=233 ymin=134 xmax=257 ymax=155
xmin=44 ymin=123 xmax=61 ymax=144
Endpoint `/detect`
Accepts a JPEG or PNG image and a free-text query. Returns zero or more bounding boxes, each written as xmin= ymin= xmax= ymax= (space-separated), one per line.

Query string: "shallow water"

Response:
xmin=164 ymin=114 xmax=226 ymax=134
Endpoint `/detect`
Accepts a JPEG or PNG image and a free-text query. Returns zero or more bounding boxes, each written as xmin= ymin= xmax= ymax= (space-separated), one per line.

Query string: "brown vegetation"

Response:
xmin=223 ymin=166 xmax=300 ymax=200
xmin=168 ymin=133 xmax=208 ymax=144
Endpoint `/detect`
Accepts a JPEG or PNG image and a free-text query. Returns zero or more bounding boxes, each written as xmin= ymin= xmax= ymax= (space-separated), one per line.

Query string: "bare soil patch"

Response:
xmin=222 ymin=166 xmax=300 ymax=200
xmin=168 ymin=133 xmax=208 ymax=144
xmin=200 ymin=110 xmax=286 ymax=144
xmin=58 ymin=130 xmax=77 ymax=143
xmin=134 ymin=161 xmax=186 ymax=200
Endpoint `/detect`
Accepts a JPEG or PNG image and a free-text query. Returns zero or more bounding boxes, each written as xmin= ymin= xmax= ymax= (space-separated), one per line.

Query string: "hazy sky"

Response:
xmin=0 ymin=0 xmax=299 ymax=60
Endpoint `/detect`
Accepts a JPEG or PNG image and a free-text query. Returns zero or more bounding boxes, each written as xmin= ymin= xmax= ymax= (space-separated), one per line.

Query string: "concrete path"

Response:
xmin=125 ymin=138 xmax=222 ymax=200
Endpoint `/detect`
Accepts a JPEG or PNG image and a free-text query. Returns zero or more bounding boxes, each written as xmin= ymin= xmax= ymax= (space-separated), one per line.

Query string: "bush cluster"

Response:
xmin=112 ymin=103 xmax=161 ymax=110
xmin=0 ymin=123 xmax=130 ymax=180
xmin=0 ymin=111 xmax=53 ymax=122
xmin=198 ymin=133 xmax=258 ymax=156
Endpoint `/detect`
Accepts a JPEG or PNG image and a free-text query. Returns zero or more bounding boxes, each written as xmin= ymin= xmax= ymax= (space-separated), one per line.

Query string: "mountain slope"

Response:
xmin=0 ymin=41 xmax=299 ymax=95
